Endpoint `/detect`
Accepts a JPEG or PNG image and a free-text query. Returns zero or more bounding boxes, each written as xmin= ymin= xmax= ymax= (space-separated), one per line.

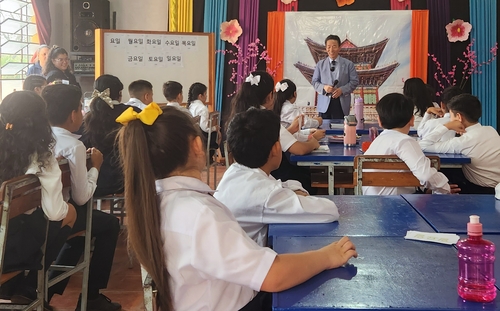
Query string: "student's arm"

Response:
xmin=68 ymin=144 xmax=100 ymax=206
xmin=397 ymin=138 xmax=450 ymax=193
xmin=303 ymin=116 xmax=320 ymax=129
xmin=287 ymin=140 xmax=320 ymax=155
xmin=196 ymin=105 xmax=211 ymax=133
xmin=418 ymin=124 xmax=464 ymax=153
xmin=261 ymin=236 xmax=356 ymax=292
xmin=417 ymin=113 xmax=434 ymax=138
xmin=280 ymin=103 xmax=299 ymax=127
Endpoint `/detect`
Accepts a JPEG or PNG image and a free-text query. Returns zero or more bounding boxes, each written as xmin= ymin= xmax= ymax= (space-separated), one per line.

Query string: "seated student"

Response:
xmin=215 ymin=108 xmax=339 ymax=247
xmin=116 ymin=105 xmax=357 ymax=311
xmin=162 ymin=81 xmax=190 ymax=114
xmin=125 ymin=79 xmax=154 ymax=110
xmin=419 ymin=94 xmax=500 ymax=194
xmin=42 ymin=84 xmax=121 ymax=311
xmin=22 ymin=75 xmax=47 ymax=95
xmin=0 ymin=91 xmax=76 ymax=306
xmin=81 ymin=74 xmax=140 ymax=196
xmin=403 ymin=78 xmax=436 ymax=129
xmin=228 ymin=71 xmax=322 ymax=194
xmin=363 ymin=93 xmax=453 ymax=195
xmin=418 ymin=86 xmax=464 ymax=141
xmin=187 ymin=82 xmax=220 ymax=160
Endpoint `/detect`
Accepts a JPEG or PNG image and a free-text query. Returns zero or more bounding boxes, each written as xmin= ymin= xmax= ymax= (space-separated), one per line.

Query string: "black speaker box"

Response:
xmin=70 ymin=0 xmax=110 ymax=53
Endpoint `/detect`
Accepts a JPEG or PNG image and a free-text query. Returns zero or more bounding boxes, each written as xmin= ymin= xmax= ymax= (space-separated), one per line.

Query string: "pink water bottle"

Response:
xmin=344 ymin=115 xmax=357 ymax=147
xmin=457 ymin=215 xmax=496 ymax=303
xmin=354 ymin=97 xmax=364 ymax=130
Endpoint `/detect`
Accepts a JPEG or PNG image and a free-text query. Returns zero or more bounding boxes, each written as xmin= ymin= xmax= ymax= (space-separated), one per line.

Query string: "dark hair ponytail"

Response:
xmin=187 ymin=82 xmax=207 ymax=108
xmin=272 ymin=79 xmax=296 ymax=116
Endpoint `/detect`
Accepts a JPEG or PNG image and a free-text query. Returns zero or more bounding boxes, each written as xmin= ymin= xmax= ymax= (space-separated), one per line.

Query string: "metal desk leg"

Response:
xmin=328 ymin=165 xmax=335 ymax=195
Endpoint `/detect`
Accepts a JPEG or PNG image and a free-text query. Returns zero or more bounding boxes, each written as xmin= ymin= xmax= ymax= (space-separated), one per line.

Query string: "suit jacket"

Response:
xmin=312 ymin=56 xmax=359 ymax=115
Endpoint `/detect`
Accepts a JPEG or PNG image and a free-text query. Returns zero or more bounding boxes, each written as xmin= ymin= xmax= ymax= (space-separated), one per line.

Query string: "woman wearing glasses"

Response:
xmin=43 ymin=46 xmax=81 ymax=89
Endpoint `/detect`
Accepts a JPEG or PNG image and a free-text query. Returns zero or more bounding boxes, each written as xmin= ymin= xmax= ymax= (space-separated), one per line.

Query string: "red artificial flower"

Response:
xmin=336 ymin=0 xmax=355 ymax=7
xmin=220 ymin=19 xmax=243 ymax=44
xmin=445 ymin=19 xmax=472 ymax=43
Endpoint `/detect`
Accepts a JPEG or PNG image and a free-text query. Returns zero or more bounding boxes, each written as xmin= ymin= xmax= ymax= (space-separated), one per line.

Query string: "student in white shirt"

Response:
xmin=116 ymin=105 xmax=357 ymax=311
xmin=42 ymin=84 xmax=121 ymax=311
xmin=215 ymin=108 xmax=339 ymax=247
xmin=403 ymin=78 xmax=436 ymax=129
xmin=418 ymin=86 xmax=464 ymax=141
xmin=228 ymin=71 xmax=322 ymax=193
xmin=363 ymin=93 xmax=454 ymax=195
xmin=419 ymin=94 xmax=500 ymax=194
xmin=0 ymin=91 xmax=76 ymax=305
xmin=162 ymin=80 xmax=190 ymax=114
xmin=125 ymin=79 xmax=154 ymax=110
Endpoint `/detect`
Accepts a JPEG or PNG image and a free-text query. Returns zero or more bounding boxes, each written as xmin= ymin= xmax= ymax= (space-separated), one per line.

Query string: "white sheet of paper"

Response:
xmin=405 ymin=231 xmax=460 ymax=245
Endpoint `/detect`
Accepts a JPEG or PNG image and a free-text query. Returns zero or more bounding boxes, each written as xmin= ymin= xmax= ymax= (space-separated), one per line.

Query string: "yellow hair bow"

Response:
xmin=116 ymin=102 xmax=163 ymax=125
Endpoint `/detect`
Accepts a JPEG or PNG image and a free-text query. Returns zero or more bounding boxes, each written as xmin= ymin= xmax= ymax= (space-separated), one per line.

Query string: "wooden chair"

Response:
xmin=353 ymin=155 xmax=440 ymax=195
xmin=206 ymin=111 xmax=220 ymax=187
xmin=0 ymin=175 xmax=46 ymax=311
xmin=45 ymin=158 xmax=93 ymax=311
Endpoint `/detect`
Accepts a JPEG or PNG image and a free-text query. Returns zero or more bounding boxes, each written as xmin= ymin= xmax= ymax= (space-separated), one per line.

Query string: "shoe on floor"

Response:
xmin=75 ymin=294 xmax=121 ymax=311
xmin=10 ymin=294 xmax=54 ymax=311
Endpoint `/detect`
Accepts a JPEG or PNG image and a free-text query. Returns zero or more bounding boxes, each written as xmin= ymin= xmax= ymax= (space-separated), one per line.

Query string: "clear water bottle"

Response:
xmin=457 ymin=215 xmax=496 ymax=302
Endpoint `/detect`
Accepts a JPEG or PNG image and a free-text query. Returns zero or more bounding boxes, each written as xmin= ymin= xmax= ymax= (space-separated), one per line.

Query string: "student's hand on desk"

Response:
xmin=449 ymin=184 xmax=461 ymax=194
xmin=311 ymin=129 xmax=326 ymax=140
xmin=445 ymin=120 xmax=465 ymax=134
xmin=88 ymin=147 xmax=103 ymax=171
xmin=322 ymin=236 xmax=358 ymax=269
xmin=294 ymin=190 xmax=309 ymax=196
xmin=427 ymin=107 xmax=444 ymax=117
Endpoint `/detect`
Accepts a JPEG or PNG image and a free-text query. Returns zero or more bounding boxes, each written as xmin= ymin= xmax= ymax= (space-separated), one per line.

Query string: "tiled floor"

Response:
xmin=50 ymin=164 xmax=227 ymax=311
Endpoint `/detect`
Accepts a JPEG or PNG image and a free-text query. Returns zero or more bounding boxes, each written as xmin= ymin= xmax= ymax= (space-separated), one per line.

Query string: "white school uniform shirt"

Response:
xmin=25 ymin=154 xmax=68 ymax=221
xmin=363 ymin=129 xmax=450 ymax=195
xmin=52 ymin=127 xmax=98 ymax=205
xmin=188 ymin=99 xmax=214 ymax=133
xmin=419 ymin=123 xmax=500 ymax=188
xmin=260 ymin=104 xmax=297 ymax=152
xmin=417 ymin=112 xmax=456 ymax=141
xmin=413 ymin=102 xmax=439 ymax=129
xmin=214 ymin=163 xmax=339 ymax=247
xmin=166 ymin=101 xmax=191 ymax=115
xmin=156 ymin=176 xmax=277 ymax=311
xmin=280 ymin=100 xmax=319 ymax=129
xmin=125 ymin=97 xmax=147 ymax=110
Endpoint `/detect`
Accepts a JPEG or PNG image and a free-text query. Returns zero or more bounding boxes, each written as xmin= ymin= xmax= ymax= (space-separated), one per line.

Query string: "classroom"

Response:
xmin=0 ymin=0 xmax=499 ymax=310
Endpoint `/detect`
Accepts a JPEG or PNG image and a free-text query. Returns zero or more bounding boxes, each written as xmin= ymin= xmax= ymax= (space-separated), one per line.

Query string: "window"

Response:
xmin=0 ymin=0 xmax=36 ymax=99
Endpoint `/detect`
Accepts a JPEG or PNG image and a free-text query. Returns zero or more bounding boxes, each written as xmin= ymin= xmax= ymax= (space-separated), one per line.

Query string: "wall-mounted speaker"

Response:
xmin=70 ymin=0 xmax=110 ymax=53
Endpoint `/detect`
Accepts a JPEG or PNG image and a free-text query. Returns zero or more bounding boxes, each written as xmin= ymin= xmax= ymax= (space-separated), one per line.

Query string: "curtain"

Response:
xmin=390 ymin=0 xmax=411 ymax=10
xmin=31 ymin=0 xmax=51 ymax=45
xmin=169 ymin=0 xmax=193 ymax=32
xmin=204 ymin=0 xmax=228 ymax=112
xmin=237 ymin=0 xmax=259 ymax=85
xmin=277 ymin=0 xmax=298 ymax=11
xmin=426 ymin=0 xmax=450 ymax=96
xmin=469 ymin=0 xmax=497 ymax=127
xmin=266 ymin=12 xmax=285 ymax=83
xmin=410 ymin=10 xmax=429 ymax=82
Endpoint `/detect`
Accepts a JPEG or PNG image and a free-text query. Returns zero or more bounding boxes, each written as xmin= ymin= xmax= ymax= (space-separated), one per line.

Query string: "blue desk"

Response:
xmin=290 ymin=144 xmax=471 ymax=194
xmin=322 ymin=119 xmax=417 ymax=135
xmin=268 ymin=196 xmax=433 ymax=242
xmin=272 ymin=236 xmax=500 ymax=311
xmin=402 ymin=194 xmax=500 ymax=234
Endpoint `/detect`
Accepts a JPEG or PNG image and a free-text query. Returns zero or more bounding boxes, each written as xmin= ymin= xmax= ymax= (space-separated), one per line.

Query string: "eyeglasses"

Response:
xmin=54 ymin=58 xmax=69 ymax=63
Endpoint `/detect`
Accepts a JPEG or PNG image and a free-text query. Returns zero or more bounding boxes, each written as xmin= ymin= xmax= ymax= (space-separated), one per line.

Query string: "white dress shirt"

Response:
xmin=417 ymin=112 xmax=455 ymax=141
xmin=280 ymin=100 xmax=319 ymax=129
xmin=188 ymin=100 xmax=212 ymax=133
xmin=214 ymin=163 xmax=339 ymax=247
xmin=156 ymin=176 xmax=277 ymax=311
xmin=419 ymin=123 xmax=500 ymax=188
xmin=166 ymin=101 xmax=191 ymax=115
xmin=25 ymin=154 xmax=68 ymax=221
xmin=363 ymin=129 xmax=450 ymax=195
xmin=125 ymin=97 xmax=147 ymax=110
xmin=52 ymin=127 xmax=98 ymax=206
xmin=279 ymin=125 xmax=297 ymax=152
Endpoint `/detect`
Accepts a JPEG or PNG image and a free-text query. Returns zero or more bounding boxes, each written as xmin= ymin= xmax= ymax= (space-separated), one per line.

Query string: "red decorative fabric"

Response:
xmin=390 ymin=0 xmax=411 ymax=10
xmin=277 ymin=0 xmax=298 ymax=12
xmin=31 ymin=0 xmax=51 ymax=45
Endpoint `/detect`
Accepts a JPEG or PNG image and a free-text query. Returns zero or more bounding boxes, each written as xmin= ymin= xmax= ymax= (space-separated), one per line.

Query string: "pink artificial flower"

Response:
xmin=445 ymin=19 xmax=472 ymax=42
xmin=220 ymin=19 xmax=243 ymax=44
xmin=281 ymin=0 xmax=297 ymax=4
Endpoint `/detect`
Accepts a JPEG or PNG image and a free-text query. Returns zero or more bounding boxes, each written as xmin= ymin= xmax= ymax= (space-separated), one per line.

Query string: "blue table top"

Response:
xmin=290 ymin=143 xmax=471 ymax=164
xmin=268 ymin=196 xmax=434 ymax=241
xmin=402 ymin=194 xmax=500 ymax=234
xmin=321 ymin=119 xmax=417 ymax=135
xmin=272 ymin=236 xmax=500 ymax=311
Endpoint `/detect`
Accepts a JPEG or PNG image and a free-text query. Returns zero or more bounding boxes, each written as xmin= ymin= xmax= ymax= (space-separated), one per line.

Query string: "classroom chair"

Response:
xmin=0 ymin=175 xmax=47 ymax=311
xmin=45 ymin=158 xmax=93 ymax=311
xmin=141 ymin=267 xmax=157 ymax=311
xmin=353 ymin=155 xmax=440 ymax=195
xmin=206 ymin=111 xmax=220 ymax=188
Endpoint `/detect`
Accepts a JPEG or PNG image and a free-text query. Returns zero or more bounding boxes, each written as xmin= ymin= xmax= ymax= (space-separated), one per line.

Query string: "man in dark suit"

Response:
xmin=312 ymin=34 xmax=359 ymax=119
